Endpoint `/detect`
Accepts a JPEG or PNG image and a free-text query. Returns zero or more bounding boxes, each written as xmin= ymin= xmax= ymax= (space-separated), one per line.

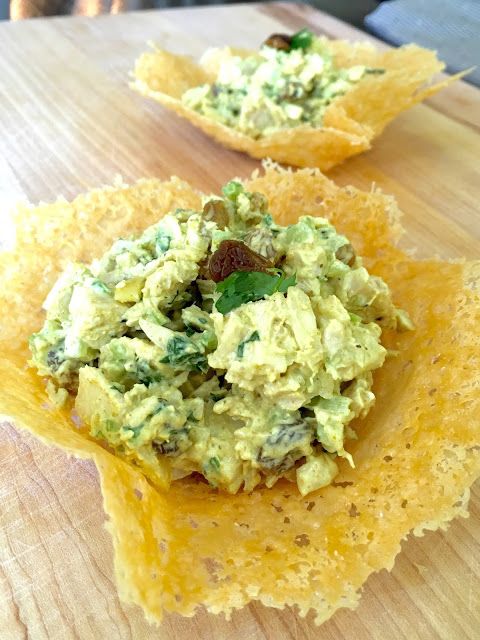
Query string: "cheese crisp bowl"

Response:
xmin=131 ymin=30 xmax=460 ymax=170
xmin=0 ymin=163 xmax=479 ymax=625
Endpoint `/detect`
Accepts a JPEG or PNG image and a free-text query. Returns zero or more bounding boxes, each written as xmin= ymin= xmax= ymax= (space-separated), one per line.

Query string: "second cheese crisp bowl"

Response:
xmin=132 ymin=29 xmax=459 ymax=169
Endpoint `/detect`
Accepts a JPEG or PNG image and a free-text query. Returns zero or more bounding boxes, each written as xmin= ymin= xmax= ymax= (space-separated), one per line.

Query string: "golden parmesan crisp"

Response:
xmin=0 ymin=164 xmax=479 ymax=625
xmin=131 ymin=41 xmax=458 ymax=170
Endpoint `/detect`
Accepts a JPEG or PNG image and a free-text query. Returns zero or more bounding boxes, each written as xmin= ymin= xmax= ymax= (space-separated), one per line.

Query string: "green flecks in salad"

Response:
xmin=182 ymin=29 xmax=384 ymax=138
xmin=30 ymin=181 xmax=410 ymax=496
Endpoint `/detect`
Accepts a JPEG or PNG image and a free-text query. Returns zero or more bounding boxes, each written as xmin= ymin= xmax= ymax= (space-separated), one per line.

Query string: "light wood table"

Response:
xmin=0 ymin=4 xmax=479 ymax=639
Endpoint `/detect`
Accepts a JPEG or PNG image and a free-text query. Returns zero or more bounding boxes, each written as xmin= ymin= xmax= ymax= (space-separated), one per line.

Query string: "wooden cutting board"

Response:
xmin=0 ymin=4 xmax=479 ymax=639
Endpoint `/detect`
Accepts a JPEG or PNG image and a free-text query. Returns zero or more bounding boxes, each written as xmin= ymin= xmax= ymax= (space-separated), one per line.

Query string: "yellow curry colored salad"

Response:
xmin=182 ymin=29 xmax=384 ymax=138
xmin=29 ymin=182 xmax=412 ymax=496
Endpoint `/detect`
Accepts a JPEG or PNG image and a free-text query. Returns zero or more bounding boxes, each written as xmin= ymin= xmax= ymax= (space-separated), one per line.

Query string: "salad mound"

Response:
xmin=30 ymin=181 xmax=410 ymax=496
xmin=182 ymin=29 xmax=384 ymax=138
xmin=132 ymin=31 xmax=453 ymax=169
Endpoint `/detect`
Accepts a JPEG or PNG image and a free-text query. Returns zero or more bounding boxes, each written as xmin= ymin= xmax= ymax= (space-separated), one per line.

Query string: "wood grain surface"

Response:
xmin=0 ymin=4 xmax=479 ymax=639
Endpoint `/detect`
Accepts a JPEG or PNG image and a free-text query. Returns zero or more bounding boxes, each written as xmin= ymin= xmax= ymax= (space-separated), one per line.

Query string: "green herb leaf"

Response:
xmin=160 ymin=336 xmax=209 ymax=372
xmin=155 ymin=230 xmax=171 ymax=255
xmin=215 ymin=270 xmax=296 ymax=314
xmin=91 ymin=279 xmax=110 ymax=295
xmin=209 ymin=456 xmax=221 ymax=471
xmin=236 ymin=330 xmax=260 ymax=359
xmin=290 ymin=28 xmax=313 ymax=51
xmin=262 ymin=213 xmax=274 ymax=227
xmin=221 ymin=180 xmax=243 ymax=202
xmin=277 ymin=273 xmax=297 ymax=293
xmin=136 ymin=359 xmax=163 ymax=385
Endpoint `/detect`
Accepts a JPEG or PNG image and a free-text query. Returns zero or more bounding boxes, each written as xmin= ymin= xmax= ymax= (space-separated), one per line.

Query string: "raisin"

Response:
xmin=335 ymin=243 xmax=356 ymax=266
xmin=153 ymin=439 xmax=179 ymax=456
xmin=249 ymin=191 xmax=268 ymax=213
xmin=208 ymin=240 xmax=272 ymax=283
xmin=203 ymin=199 xmax=229 ymax=229
xmin=46 ymin=346 xmax=64 ymax=371
xmin=263 ymin=33 xmax=292 ymax=51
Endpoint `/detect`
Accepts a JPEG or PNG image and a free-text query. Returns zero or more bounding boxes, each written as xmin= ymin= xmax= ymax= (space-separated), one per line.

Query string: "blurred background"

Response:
xmin=0 ymin=0 xmax=478 ymax=86
xmin=1 ymin=0 xmax=378 ymax=25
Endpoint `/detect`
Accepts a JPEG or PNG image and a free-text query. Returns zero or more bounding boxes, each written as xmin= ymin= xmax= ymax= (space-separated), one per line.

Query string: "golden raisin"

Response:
xmin=335 ymin=243 xmax=356 ymax=266
xmin=203 ymin=200 xmax=229 ymax=230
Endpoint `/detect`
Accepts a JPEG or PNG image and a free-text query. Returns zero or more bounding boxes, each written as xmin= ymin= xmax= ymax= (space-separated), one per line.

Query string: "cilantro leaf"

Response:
xmin=160 ymin=336 xmax=208 ymax=372
xmin=215 ymin=270 xmax=296 ymax=314
xmin=290 ymin=28 xmax=313 ymax=50
xmin=277 ymin=273 xmax=297 ymax=292
xmin=236 ymin=330 xmax=260 ymax=359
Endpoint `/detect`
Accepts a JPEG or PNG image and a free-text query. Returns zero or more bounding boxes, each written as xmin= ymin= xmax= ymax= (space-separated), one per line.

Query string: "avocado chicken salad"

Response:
xmin=30 ymin=181 xmax=412 ymax=496
xmin=182 ymin=29 xmax=384 ymax=139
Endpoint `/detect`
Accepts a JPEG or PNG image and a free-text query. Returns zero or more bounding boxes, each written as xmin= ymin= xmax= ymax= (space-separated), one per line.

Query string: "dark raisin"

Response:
xmin=257 ymin=453 xmax=295 ymax=473
xmin=47 ymin=347 xmax=64 ymax=371
xmin=208 ymin=240 xmax=272 ymax=283
xmin=153 ymin=439 xmax=179 ymax=456
xmin=335 ymin=243 xmax=356 ymax=266
xmin=257 ymin=452 xmax=305 ymax=474
xmin=264 ymin=33 xmax=292 ymax=51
